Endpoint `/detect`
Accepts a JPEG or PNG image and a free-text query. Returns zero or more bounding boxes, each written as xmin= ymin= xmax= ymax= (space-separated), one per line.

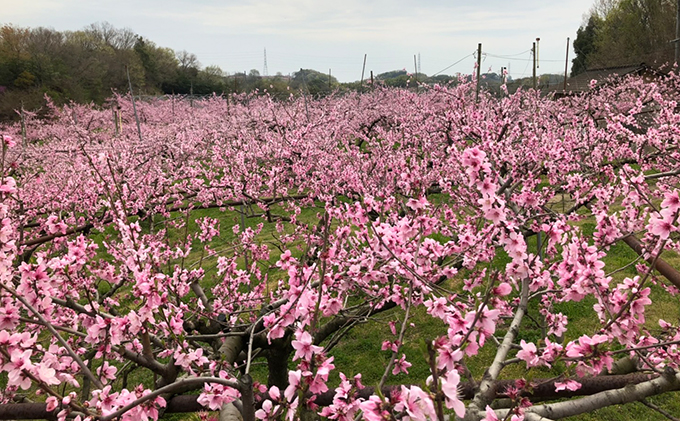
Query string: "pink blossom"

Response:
xmin=2 ymin=135 xmax=15 ymax=147
xmin=359 ymin=396 xmax=388 ymax=421
xmin=45 ymin=396 xmax=58 ymax=412
xmin=35 ymin=363 xmax=59 ymax=386
xmin=555 ymin=379 xmax=582 ymax=392
xmin=197 ymin=383 xmax=240 ymax=411
xmin=291 ymin=330 xmax=323 ymax=361
xmin=493 ymin=282 xmax=512 ymax=296
xmin=648 ymin=212 xmax=674 ymax=239
xmin=440 ymin=371 xmax=465 ymax=418
xmin=284 ymin=370 xmax=301 ymax=402
xmin=484 ymin=405 xmax=500 ymax=420
xmin=392 ymin=354 xmax=412 ymax=375
xmin=662 ymin=190 xmax=680 ymax=212
xmin=255 ymin=399 xmax=280 ymax=420
xmin=517 ymin=340 xmax=541 ymax=368
xmin=406 ymin=196 xmax=429 ymax=211
xmin=395 ymin=385 xmax=438 ymax=421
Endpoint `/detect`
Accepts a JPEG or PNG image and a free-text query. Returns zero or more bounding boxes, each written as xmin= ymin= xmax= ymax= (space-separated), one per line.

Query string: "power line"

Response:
xmin=485 ymin=52 xmax=565 ymax=63
xmin=432 ymin=53 xmax=475 ymax=76
xmin=485 ymin=49 xmax=531 ymax=58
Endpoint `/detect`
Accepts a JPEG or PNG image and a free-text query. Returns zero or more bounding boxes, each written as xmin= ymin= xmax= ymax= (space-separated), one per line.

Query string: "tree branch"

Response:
xmin=493 ymin=369 xmax=680 ymax=420
xmin=467 ymin=276 xmax=530 ymax=418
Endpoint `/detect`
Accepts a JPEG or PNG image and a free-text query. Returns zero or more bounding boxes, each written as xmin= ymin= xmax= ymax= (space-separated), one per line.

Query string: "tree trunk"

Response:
xmin=220 ymin=336 xmax=245 ymax=420
xmin=267 ymin=346 xmax=291 ymax=390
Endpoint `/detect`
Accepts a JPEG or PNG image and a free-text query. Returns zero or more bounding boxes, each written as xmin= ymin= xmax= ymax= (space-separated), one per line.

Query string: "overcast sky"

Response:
xmin=3 ymin=0 xmax=596 ymax=82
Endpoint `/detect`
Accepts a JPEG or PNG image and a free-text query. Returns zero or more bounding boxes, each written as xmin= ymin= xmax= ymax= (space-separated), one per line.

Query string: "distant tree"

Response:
xmin=429 ymin=74 xmax=456 ymax=84
xmin=26 ymin=27 xmax=65 ymax=88
xmin=290 ymin=68 xmax=338 ymax=95
xmin=0 ymin=25 xmax=31 ymax=88
xmin=263 ymin=73 xmax=291 ymax=96
xmin=376 ymin=70 xmax=408 ymax=80
xmin=134 ymin=37 xmax=179 ymax=93
xmin=588 ymin=0 xmax=618 ymax=17
xmin=194 ymin=65 xmax=227 ymax=94
xmin=167 ymin=50 xmax=201 ymax=94
xmin=573 ymin=0 xmax=675 ymax=74
xmin=592 ymin=0 xmax=674 ymax=67
xmin=572 ymin=15 xmax=601 ymax=76
xmin=383 ymin=74 xmax=411 ymax=88
xmin=85 ymin=22 xmax=137 ymax=51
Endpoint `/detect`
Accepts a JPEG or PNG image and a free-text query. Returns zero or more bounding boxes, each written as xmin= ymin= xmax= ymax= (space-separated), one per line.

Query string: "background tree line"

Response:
xmin=0 ymin=22 xmax=241 ymax=121
xmin=0 ymin=20 xmax=543 ymax=122
xmin=0 ymin=21 xmax=424 ymax=122
xmin=572 ymin=0 xmax=676 ymax=76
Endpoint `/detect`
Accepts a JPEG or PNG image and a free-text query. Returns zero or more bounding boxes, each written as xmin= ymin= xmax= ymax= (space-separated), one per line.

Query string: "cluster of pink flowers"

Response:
xmin=0 ymin=71 xmax=679 ymax=421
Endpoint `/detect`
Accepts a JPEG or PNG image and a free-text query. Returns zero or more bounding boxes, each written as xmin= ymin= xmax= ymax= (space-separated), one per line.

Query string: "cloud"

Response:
xmin=2 ymin=0 xmax=68 ymax=23
xmin=1 ymin=0 xmax=594 ymax=80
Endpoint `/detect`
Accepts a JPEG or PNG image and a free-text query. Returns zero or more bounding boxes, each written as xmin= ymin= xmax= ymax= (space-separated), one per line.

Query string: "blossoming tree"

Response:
xmin=1 ymin=74 xmax=680 ymax=421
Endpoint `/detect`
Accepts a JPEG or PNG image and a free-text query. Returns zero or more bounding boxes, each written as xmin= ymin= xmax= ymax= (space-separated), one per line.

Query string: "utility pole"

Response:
xmin=126 ymin=65 xmax=143 ymax=142
xmin=532 ymin=41 xmax=537 ymax=90
xmin=475 ymin=43 xmax=482 ymax=102
xmin=676 ymin=0 xmax=680 ymax=64
xmin=360 ymin=53 xmax=367 ymax=91
xmin=413 ymin=55 xmax=418 ymax=82
xmin=263 ymin=48 xmax=269 ymax=77
xmin=564 ymin=37 xmax=570 ymax=91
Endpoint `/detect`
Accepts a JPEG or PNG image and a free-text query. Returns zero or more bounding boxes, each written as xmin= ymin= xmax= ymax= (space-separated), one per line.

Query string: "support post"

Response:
xmin=126 ymin=66 xmax=143 ymax=142
xmin=564 ymin=37 xmax=570 ymax=91
xmin=20 ymin=102 xmax=26 ymax=147
xmin=532 ymin=42 xmax=537 ymax=90
xmin=676 ymin=0 xmax=680 ymax=64
xmin=414 ymin=54 xmax=418 ymax=83
xmin=475 ymin=43 xmax=482 ymax=102
xmin=360 ymin=54 xmax=367 ymax=92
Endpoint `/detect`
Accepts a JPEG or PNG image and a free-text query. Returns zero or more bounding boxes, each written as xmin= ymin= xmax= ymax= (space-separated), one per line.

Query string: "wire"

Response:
xmin=432 ymin=53 xmax=475 ymax=76
xmin=485 ymin=49 xmax=531 ymax=58
xmin=485 ymin=51 xmax=564 ymax=63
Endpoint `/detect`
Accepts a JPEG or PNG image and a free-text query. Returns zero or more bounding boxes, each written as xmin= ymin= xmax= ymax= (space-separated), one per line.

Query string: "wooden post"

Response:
xmin=370 ymin=70 xmax=373 ymax=86
xmin=676 ymin=0 xmax=680 ymax=64
xmin=532 ymin=42 xmax=537 ymax=90
xmin=475 ymin=43 xmax=482 ymax=102
xmin=360 ymin=54 xmax=367 ymax=91
xmin=126 ymin=66 xmax=143 ymax=142
xmin=112 ymin=106 xmax=118 ymax=136
xmin=20 ymin=102 xmax=26 ymax=147
xmin=300 ymin=68 xmax=310 ymax=122
xmin=240 ymin=203 xmax=249 ymax=274
xmin=564 ymin=37 xmax=570 ymax=91
xmin=414 ymin=54 xmax=418 ymax=82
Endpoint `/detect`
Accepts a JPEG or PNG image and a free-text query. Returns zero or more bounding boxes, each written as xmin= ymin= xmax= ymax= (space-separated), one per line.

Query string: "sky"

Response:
xmin=2 ymin=0 xmax=596 ymax=82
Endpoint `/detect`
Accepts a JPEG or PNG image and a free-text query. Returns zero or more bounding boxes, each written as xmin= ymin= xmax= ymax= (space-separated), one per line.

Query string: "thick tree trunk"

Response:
xmin=220 ymin=335 xmax=245 ymax=421
xmin=622 ymin=235 xmax=680 ymax=289
xmin=219 ymin=403 xmax=243 ymax=421
xmin=267 ymin=345 xmax=292 ymax=390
